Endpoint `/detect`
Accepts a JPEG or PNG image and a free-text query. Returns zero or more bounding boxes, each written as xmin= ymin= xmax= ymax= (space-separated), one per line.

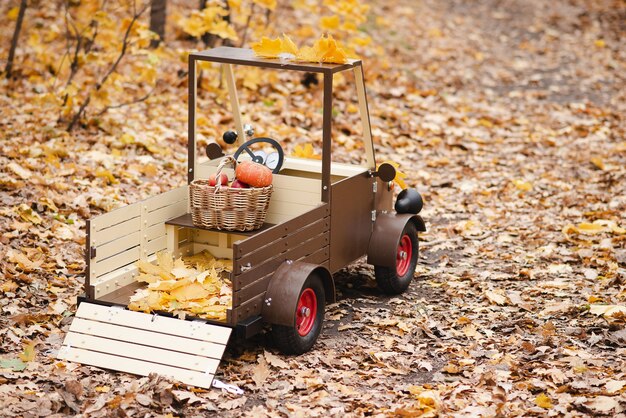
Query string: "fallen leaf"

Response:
xmin=589 ymin=305 xmax=626 ymax=318
xmin=535 ymin=393 xmax=553 ymax=409
xmin=485 ymin=290 xmax=507 ymax=305
xmin=251 ymin=356 xmax=270 ymax=388
xmin=264 ymin=351 xmax=289 ymax=369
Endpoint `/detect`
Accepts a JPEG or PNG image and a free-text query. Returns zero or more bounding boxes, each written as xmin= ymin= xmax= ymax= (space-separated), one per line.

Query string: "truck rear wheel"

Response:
xmin=270 ymin=274 xmax=325 ymax=355
xmin=374 ymin=222 xmax=418 ymax=294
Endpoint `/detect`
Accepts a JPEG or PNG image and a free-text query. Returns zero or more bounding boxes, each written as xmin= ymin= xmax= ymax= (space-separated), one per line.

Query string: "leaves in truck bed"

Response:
xmin=128 ymin=250 xmax=232 ymax=321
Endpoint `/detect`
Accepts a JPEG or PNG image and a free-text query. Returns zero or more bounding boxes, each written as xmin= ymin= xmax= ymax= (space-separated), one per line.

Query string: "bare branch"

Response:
xmin=67 ymin=1 xmax=151 ymax=131
xmin=95 ymin=85 xmax=156 ymax=116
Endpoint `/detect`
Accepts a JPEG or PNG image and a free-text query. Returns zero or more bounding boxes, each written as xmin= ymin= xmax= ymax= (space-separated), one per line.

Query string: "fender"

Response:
xmin=262 ymin=261 xmax=334 ymax=327
xmin=367 ymin=213 xmax=426 ymax=268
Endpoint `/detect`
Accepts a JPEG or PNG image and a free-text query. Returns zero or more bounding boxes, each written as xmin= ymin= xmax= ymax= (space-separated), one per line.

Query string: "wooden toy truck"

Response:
xmin=58 ymin=47 xmax=426 ymax=389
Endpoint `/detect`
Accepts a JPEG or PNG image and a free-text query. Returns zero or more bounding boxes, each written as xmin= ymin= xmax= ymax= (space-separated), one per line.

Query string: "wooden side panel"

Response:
xmin=88 ymin=187 xmax=189 ymax=299
xmin=58 ymin=303 xmax=231 ymax=389
xmin=231 ymin=204 xmax=331 ymax=322
xmin=329 ymin=172 xmax=374 ymax=273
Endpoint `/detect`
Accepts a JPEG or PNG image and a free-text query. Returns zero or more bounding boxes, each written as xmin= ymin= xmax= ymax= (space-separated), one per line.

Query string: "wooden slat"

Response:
xmin=236 ymin=217 xmax=329 ymax=268
xmin=62 ymin=332 xmax=220 ymax=372
xmin=75 ymin=303 xmax=231 ymax=343
xmin=145 ymin=186 xmax=188 ymax=212
xmin=146 ymin=222 xmax=166 ymax=242
xmin=267 ymin=200 xmax=319 ymax=217
xmin=234 ymin=232 xmax=329 ymax=290
xmin=306 ymin=246 xmax=330 ymax=267
xmin=146 ymin=200 xmax=188 ymax=227
xmin=69 ymin=318 xmax=226 ymax=357
xmin=234 ymin=293 xmax=264 ymax=322
xmin=58 ymin=303 xmax=232 ymax=389
xmin=91 ymin=204 xmax=141 ymax=233
xmin=58 ymin=347 xmax=216 ymax=389
xmin=92 ymin=268 xmax=138 ymax=300
xmin=271 ymin=174 xmax=321 ymax=193
xmin=234 ymin=203 xmax=329 ymax=257
xmin=146 ymin=235 xmax=167 ymax=257
xmin=94 ymin=246 xmax=141 ymax=279
xmin=95 ymin=231 xmax=141 ymax=262
xmin=233 ymin=245 xmax=329 ymax=306
xmin=92 ymin=216 xmax=141 ymax=246
xmin=269 ymin=188 xmax=320 ymax=205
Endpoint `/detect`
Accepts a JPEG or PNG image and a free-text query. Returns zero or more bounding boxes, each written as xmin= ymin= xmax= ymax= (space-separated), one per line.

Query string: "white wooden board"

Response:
xmin=58 ymin=303 xmax=231 ymax=389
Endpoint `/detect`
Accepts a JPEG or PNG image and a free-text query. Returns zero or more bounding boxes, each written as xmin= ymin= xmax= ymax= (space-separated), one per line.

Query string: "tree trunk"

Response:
xmin=149 ymin=0 xmax=167 ymax=47
xmin=5 ymin=0 xmax=28 ymax=78
xmin=199 ymin=0 xmax=231 ymax=47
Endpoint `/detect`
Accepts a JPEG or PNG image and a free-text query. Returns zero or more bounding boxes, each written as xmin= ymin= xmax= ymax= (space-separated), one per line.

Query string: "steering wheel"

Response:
xmin=233 ymin=137 xmax=284 ymax=174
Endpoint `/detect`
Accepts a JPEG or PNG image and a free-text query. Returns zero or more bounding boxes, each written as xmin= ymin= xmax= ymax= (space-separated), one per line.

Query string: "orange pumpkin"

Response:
xmin=235 ymin=161 xmax=273 ymax=187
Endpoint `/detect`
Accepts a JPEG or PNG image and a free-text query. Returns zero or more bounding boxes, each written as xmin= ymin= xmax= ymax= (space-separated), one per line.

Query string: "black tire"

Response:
xmin=374 ymin=222 xmax=419 ymax=295
xmin=270 ymin=274 xmax=325 ymax=355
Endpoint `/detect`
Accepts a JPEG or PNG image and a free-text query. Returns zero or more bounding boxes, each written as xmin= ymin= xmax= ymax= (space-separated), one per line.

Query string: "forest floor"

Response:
xmin=1 ymin=0 xmax=625 ymax=416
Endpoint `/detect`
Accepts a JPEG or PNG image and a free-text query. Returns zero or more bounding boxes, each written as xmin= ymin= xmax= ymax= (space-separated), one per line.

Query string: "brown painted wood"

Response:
xmin=233 ymin=204 xmax=329 ymax=258
xmin=234 ymin=232 xmax=330 ymax=290
xmin=329 ymin=172 xmax=375 ymax=273
xmin=235 ymin=217 xmax=329 ymax=269
xmin=322 ymin=72 xmax=333 ymax=203
xmin=188 ymin=57 xmax=196 ymax=184
xmin=165 ymin=213 xmax=275 ymax=237
xmin=191 ymin=47 xmax=359 ymax=74
xmin=234 ymin=293 xmax=264 ymax=322
xmin=232 ymin=245 xmax=329 ymax=307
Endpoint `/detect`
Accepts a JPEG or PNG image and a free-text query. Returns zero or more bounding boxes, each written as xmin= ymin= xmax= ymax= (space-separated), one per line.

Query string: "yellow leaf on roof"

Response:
xmin=251 ymin=36 xmax=283 ymax=58
xmin=280 ymin=34 xmax=299 ymax=55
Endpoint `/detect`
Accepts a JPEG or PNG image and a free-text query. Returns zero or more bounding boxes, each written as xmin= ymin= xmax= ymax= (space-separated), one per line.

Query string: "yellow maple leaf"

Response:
xmin=170 ymin=282 xmax=210 ymax=301
xmin=535 ymin=393 xmax=553 ymax=409
xmin=296 ymin=35 xmax=349 ymax=64
xmin=320 ymin=15 xmax=340 ymax=30
xmin=382 ymin=161 xmax=407 ymax=190
xmin=251 ymin=36 xmax=283 ymax=58
xmin=292 ymin=143 xmax=321 ymax=160
xmin=280 ymin=34 xmax=299 ymax=55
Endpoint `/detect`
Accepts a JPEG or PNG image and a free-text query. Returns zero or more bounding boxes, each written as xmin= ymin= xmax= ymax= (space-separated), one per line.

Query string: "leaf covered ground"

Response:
xmin=1 ymin=0 xmax=625 ymax=416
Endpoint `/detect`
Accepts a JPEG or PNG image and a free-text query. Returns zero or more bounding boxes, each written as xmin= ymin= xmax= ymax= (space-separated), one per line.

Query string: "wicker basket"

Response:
xmin=189 ymin=157 xmax=272 ymax=231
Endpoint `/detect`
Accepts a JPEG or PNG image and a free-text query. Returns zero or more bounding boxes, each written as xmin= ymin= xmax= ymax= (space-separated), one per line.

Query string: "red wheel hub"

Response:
xmin=396 ymin=234 xmax=412 ymax=277
xmin=296 ymin=288 xmax=317 ymax=336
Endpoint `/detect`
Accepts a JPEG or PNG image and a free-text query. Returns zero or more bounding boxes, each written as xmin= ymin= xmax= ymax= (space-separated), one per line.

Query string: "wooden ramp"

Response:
xmin=58 ymin=303 xmax=231 ymax=389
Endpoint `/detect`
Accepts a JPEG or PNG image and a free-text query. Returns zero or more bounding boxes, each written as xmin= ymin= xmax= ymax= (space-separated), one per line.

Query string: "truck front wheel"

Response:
xmin=374 ymin=222 xmax=419 ymax=294
xmin=270 ymin=274 xmax=325 ymax=355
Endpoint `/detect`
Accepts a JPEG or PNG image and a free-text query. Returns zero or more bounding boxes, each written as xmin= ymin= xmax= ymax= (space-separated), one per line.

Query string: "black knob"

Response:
xmin=395 ymin=188 xmax=423 ymax=214
xmin=223 ymin=130 xmax=238 ymax=144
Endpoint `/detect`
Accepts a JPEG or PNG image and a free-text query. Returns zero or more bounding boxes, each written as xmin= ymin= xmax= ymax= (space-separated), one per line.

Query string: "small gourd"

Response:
xmin=235 ymin=161 xmax=273 ymax=187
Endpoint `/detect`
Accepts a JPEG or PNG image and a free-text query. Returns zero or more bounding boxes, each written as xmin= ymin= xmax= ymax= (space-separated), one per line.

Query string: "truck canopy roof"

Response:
xmin=191 ymin=47 xmax=362 ymax=74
